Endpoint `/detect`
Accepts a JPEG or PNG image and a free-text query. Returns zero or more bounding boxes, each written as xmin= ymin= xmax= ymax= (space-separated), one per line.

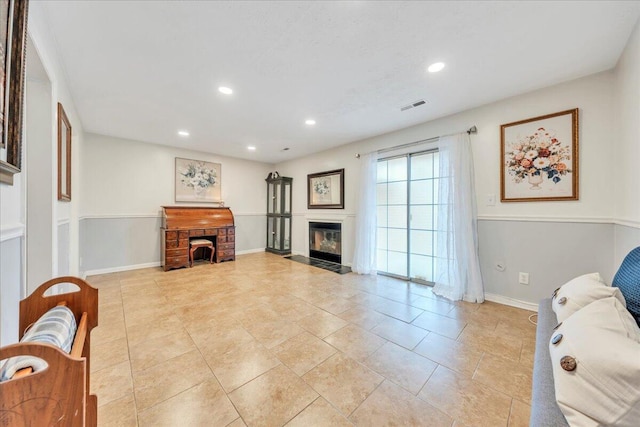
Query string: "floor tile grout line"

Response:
xmin=345 ymin=377 xmax=387 ymax=420
xmin=117 ymin=279 xmax=142 ymax=427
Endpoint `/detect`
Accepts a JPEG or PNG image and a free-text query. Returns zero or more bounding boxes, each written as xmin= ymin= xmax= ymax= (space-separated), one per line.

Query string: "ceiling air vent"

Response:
xmin=400 ymin=99 xmax=427 ymax=112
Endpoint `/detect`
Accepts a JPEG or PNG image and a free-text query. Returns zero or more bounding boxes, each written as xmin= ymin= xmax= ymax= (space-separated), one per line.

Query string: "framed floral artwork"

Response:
xmin=308 ymin=168 xmax=344 ymax=209
xmin=175 ymin=157 xmax=221 ymax=202
xmin=501 ymin=108 xmax=579 ymax=202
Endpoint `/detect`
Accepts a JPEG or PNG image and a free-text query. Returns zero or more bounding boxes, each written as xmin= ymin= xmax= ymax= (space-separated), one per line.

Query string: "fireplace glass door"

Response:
xmin=309 ymin=222 xmax=341 ymax=264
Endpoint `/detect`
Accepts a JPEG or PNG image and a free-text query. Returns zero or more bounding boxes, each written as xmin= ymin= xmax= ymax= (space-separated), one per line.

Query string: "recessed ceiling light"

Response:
xmin=218 ymin=86 xmax=233 ymax=95
xmin=247 ymin=146 xmax=256 ymax=151
xmin=427 ymin=62 xmax=445 ymax=73
xmin=305 ymin=119 xmax=316 ymax=125
xmin=178 ymin=130 xmax=190 ymax=137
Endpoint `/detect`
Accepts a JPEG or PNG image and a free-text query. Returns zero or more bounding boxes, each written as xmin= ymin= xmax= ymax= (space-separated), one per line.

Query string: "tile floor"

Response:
xmin=89 ymin=252 xmax=536 ymax=427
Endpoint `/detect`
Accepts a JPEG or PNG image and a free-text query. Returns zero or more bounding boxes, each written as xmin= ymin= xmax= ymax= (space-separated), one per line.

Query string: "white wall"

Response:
xmin=277 ymin=71 xmax=617 ymax=306
xmin=613 ymin=18 xmax=640 ymax=267
xmin=29 ymin=2 xmax=86 ymax=278
xmin=80 ymin=133 xmax=273 ymax=273
xmin=0 ymin=3 xmax=85 ymax=344
xmin=0 ymin=146 xmax=24 ymax=346
xmin=25 ymin=71 xmax=54 ymax=293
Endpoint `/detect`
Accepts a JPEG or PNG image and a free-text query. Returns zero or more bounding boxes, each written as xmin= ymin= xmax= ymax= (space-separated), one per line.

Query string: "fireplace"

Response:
xmin=309 ymin=222 xmax=342 ymax=264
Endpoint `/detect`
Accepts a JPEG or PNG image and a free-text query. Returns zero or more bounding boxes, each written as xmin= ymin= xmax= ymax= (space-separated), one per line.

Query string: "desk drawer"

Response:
xmin=205 ymin=228 xmax=218 ymax=236
xmin=178 ymin=231 xmax=190 ymax=239
xmin=190 ymin=229 xmax=204 ymax=237
xmin=166 ymin=248 xmax=186 ymax=257
xmin=166 ymin=231 xmax=178 ymax=240
xmin=166 ymin=255 xmax=188 ymax=266
xmin=217 ymin=251 xmax=235 ymax=262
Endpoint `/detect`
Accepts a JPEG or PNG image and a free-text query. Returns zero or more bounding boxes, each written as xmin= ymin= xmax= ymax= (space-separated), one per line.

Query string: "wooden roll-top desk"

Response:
xmin=161 ymin=206 xmax=235 ymax=271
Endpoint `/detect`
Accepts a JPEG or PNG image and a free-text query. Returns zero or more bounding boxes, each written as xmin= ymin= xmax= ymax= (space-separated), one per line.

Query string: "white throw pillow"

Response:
xmin=550 ymin=297 xmax=640 ymax=427
xmin=552 ymin=272 xmax=626 ymax=322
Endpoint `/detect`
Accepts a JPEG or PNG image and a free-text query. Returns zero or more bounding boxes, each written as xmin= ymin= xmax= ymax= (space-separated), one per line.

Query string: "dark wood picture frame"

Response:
xmin=0 ymin=0 xmax=28 ymax=185
xmin=501 ymin=108 xmax=579 ymax=202
xmin=307 ymin=168 xmax=344 ymax=209
xmin=57 ymin=103 xmax=72 ymax=201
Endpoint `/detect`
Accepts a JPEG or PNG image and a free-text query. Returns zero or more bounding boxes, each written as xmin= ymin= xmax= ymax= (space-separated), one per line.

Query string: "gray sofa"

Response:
xmin=530 ymin=298 xmax=569 ymax=427
xmin=530 ymin=248 xmax=640 ymax=426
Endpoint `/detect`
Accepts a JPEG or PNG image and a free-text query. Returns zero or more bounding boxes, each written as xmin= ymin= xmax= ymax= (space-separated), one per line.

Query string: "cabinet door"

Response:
xmin=274 ymin=217 xmax=281 ymax=249
xmin=267 ymin=217 xmax=275 ymax=249
xmin=274 ymin=182 xmax=282 ymax=214
xmin=284 ymin=181 xmax=291 ymax=214
xmin=284 ymin=217 xmax=291 ymax=250
xmin=268 ymin=182 xmax=275 ymax=214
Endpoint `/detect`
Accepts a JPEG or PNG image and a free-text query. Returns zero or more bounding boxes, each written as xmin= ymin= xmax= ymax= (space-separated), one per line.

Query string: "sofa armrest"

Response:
xmin=530 ymin=298 xmax=568 ymax=427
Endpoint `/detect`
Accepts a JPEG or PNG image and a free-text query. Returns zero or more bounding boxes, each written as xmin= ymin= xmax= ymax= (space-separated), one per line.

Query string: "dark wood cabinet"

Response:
xmin=161 ymin=206 xmax=235 ymax=271
xmin=265 ymin=175 xmax=292 ymax=255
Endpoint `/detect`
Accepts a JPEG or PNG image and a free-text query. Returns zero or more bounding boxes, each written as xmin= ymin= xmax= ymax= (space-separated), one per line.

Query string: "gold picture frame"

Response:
xmin=0 ymin=0 xmax=28 ymax=185
xmin=58 ymin=103 xmax=72 ymax=201
xmin=501 ymin=108 xmax=579 ymax=202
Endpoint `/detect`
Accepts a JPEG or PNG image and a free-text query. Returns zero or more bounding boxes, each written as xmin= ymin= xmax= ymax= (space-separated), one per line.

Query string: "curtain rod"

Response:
xmin=355 ymin=125 xmax=477 ymax=159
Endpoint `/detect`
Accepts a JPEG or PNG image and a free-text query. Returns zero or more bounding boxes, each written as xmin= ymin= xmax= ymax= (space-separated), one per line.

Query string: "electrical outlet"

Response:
xmin=519 ymin=272 xmax=529 ymax=285
xmin=486 ymin=193 xmax=496 ymax=206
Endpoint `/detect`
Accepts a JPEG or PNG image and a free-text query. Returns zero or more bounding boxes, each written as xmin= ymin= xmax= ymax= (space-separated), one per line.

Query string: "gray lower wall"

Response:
xmin=614 ymin=224 xmax=640 ymax=270
xmin=57 ymin=222 xmax=70 ymax=276
xmin=80 ymin=216 xmax=163 ymax=272
xmin=235 ymin=215 xmax=267 ymax=253
xmin=478 ymin=220 xmax=615 ymax=304
xmin=79 ymin=214 xmax=265 ymax=272
xmin=1 ymin=236 xmax=22 ymax=345
xmin=76 ymin=214 xmax=636 ymax=306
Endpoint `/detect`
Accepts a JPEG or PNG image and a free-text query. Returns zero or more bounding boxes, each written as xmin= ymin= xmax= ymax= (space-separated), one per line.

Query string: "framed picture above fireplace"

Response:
xmin=307 ymin=168 xmax=344 ymax=209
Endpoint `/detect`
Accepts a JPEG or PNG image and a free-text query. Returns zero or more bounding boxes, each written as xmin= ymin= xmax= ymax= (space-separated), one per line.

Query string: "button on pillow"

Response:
xmin=550 ymin=297 xmax=640 ymax=427
xmin=552 ymin=272 xmax=626 ymax=322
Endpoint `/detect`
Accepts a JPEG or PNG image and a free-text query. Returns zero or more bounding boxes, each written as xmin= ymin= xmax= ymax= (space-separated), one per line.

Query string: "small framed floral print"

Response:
xmin=501 ymin=109 xmax=579 ymax=202
xmin=175 ymin=157 xmax=221 ymax=202
xmin=307 ymin=168 xmax=344 ymax=209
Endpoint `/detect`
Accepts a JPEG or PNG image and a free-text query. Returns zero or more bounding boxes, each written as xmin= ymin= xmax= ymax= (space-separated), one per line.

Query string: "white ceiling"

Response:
xmin=41 ymin=1 xmax=639 ymax=164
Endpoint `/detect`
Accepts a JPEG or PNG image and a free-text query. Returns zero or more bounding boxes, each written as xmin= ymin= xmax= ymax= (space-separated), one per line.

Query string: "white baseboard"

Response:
xmin=83 ymin=261 xmax=162 ymax=278
xmin=484 ymin=292 xmax=538 ymax=312
xmin=236 ymin=248 xmax=267 ymax=255
xmin=81 ymin=249 xmax=268 ymax=278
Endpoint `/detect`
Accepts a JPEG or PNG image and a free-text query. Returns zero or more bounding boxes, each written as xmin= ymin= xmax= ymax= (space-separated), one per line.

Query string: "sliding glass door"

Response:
xmin=376 ymin=150 xmax=439 ymax=283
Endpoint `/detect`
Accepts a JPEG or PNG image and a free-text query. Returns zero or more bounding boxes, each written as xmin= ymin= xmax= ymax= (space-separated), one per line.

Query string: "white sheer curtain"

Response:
xmin=433 ymin=133 xmax=484 ymax=302
xmin=351 ymin=152 xmax=377 ymax=274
